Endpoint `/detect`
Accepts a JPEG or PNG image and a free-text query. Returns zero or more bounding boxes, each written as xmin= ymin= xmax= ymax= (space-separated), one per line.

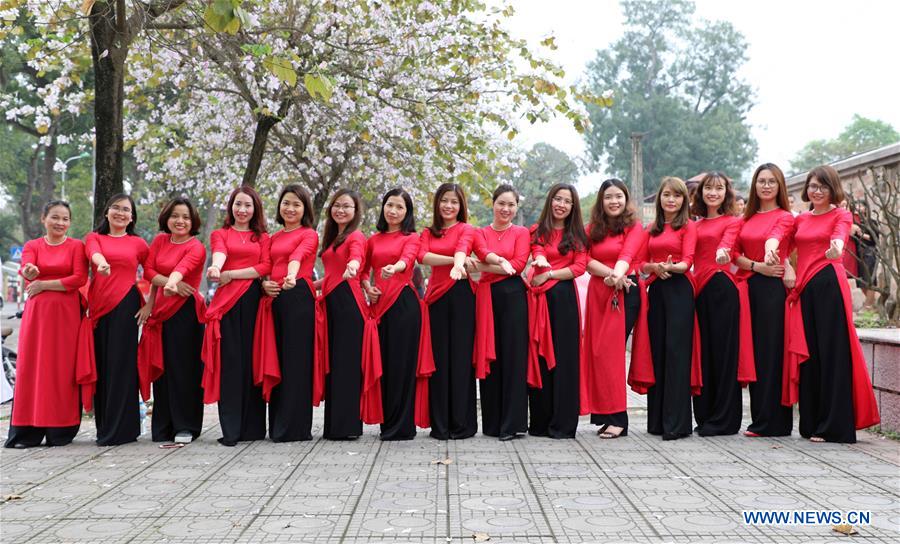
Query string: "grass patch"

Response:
xmin=854 ymin=309 xmax=890 ymax=329
xmin=866 ymin=425 xmax=900 ymax=441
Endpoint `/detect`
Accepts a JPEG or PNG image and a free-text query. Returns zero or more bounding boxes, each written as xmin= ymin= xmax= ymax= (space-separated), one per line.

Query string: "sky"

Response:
xmin=503 ymin=0 xmax=900 ymax=193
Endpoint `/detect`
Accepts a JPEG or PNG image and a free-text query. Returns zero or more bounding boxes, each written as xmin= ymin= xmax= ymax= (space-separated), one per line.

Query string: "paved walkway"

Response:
xmin=1 ymin=390 xmax=898 ymax=543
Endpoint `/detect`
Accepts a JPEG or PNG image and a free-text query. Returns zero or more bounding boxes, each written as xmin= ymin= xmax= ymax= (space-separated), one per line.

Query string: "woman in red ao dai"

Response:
xmin=782 ymin=165 xmax=878 ymax=443
xmin=472 ymin=184 xmax=531 ymax=441
xmin=78 ymin=194 xmax=151 ymax=446
xmin=254 ymin=185 xmax=319 ymax=441
xmin=315 ymin=189 xmax=368 ymax=439
xmin=636 ymin=177 xmax=700 ymax=441
xmin=5 ymin=201 xmax=87 ymax=448
xmin=139 ymin=198 xmax=207 ymax=443
xmin=733 ymin=164 xmax=796 ymax=437
xmin=581 ymin=179 xmax=647 ymax=439
xmin=202 ymin=186 xmax=271 ymax=447
xmin=362 ymin=188 xmax=434 ymax=441
xmin=418 ymin=183 xmax=478 ymax=440
xmin=527 ymin=183 xmax=587 ymax=439
xmin=690 ymin=173 xmax=753 ymax=436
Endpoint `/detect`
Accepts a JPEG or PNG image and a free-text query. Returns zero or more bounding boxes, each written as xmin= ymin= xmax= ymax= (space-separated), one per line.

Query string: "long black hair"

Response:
xmin=532 ymin=182 xmax=587 ymax=254
xmin=428 ymin=183 xmax=467 ymax=238
xmin=275 ymin=183 xmax=315 ymax=227
xmin=95 ymin=193 xmax=137 ymax=235
xmin=588 ymin=178 xmax=636 ymax=242
xmin=320 ymin=188 xmax=363 ymax=255
xmin=375 ymin=187 xmax=416 ymax=234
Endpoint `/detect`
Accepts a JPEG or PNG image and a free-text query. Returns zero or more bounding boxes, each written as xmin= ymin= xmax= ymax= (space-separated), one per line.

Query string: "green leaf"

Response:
xmin=224 ymin=15 xmax=241 ymax=34
xmin=204 ymin=0 xmax=239 ymax=33
xmin=234 ymin=6 xmax=252 ymax=27
xmin=303 ymin=73 xmax=333 ymax=102
xmin=241 ymin=43 xmax=271 ymax=57
xmin=263 ymin=56 xmax=297 ymax=87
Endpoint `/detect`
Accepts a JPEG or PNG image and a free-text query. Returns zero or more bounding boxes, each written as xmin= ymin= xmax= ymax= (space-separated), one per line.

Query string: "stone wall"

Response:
xmin=859 ymin=328 xmax=900 ymax=434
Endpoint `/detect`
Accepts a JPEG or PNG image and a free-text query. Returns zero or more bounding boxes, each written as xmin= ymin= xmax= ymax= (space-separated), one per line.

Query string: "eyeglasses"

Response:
xmin=110 ymin=205 xmax=132 ymax=214
xmin=333 ymin=204 xmax=356 ymax=211
xmin=757 ymin=179 xmax=778 ymax=187
xmin=807 ymin=184 xmax=830 ymax=194
xmin=552 ymin=196 xmax=573 ymax=206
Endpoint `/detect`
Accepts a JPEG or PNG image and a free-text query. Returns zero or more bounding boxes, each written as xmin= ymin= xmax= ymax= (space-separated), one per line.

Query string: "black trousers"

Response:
xmin=324 ymin=282 xmax=363 ymax=439
xmin=94 ymin=287 xmax=142 ymax=446
xmin=5 ymin=404 xmax=79 ymax=448
xmin=592 ymin=275 xmax=640 ymax=430
xmin=378 ymin=287 xmax=420 ymax=441
xmin=217 ymin=282 xmax=266 ymax=443
xmin=746 ymin=274 xmax=793 ymax=436
xmin=269 ymin=282 xmax=315 ymax=442
xmin=480 ymin=277 xmax=528 ymax=438
xmin=528 ymin=280 xmax=580 ymax=438
xmin=799 ymin=265 xmax=856 ymax=443
xmin=693 ymin=273 xmax=742 ymax=436
xmin=152 ymin=296 xmax=204 ymax=442
xmin=646 ymin=275 xmax=694 ymax=437
xmin=428 ymin=280 xmax=477 ymax=439
xmin=747 ymin=274 xmax=794 ymax=436
xmin=5 ymin=424 xmax=79 ymax=448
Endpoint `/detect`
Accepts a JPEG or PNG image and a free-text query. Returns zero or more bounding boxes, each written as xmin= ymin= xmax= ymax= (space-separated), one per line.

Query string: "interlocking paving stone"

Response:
xmin=2 ymin=387 xmax=899 ymax=543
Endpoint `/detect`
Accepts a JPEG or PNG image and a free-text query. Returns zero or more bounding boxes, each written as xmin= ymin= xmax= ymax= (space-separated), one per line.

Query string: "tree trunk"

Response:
xmin=18 ymin=127 xmax=58 ymax=241
xmin=313 ymin=188 xmax=330 ymax=228
xmin=89 ymin=3 xmax=128 ymax=228
xmin=241 ymin=115 xmax=279 ymax=188
xmin=241 ymin=100 xmax=292 ymax=188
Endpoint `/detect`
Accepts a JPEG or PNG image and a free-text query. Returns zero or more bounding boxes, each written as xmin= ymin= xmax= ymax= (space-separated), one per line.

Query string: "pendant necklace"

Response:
xmin=491 ymin=222 xmax=512 ymax=242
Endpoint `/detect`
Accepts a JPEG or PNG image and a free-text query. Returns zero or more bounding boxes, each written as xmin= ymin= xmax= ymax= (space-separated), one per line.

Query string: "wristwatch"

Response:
xmin=750 ymin=261 xmax=756 ymax=271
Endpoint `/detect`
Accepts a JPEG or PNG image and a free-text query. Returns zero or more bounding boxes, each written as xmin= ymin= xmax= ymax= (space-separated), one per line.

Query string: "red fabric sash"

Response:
xmin=414 ymin=297 xmax=436 ymax=428
xmin=690 ymin=314 xmax=703 ymax=396
xmin=313 ymin=294 xmax=329 ymax=406
xmin=526 ymin=286 xmax=555 ymax=388
xmin=75 ymin=317 xmax=98 ymax=412
xmin=472 ymin=279 xmax=497 ymax=380
xmin=201 ymin=279 xmax=254 ymax=404
xmin=251 ymin=297 xmax=279 ymax=402
xmin=782 ymin=263 xmax=879 ymax=429
xmin=626 ymin=278 xmax=654 ymax=394
xmin=137 ymin=292 xmax=207 ymax=401
xmin=626 ymin=276 xmax=703 ymax=396
xmin=360 ymin=317 xmax=383 ymax=424
xmin=580 ymin=277 xmax=626 ymax=415
xmin=75 ymin=282 xmax=136 ymax=412
xmin=251 ymin=278 xmax=315 ymax=402
xmin=473 ymin=274 xmax=526 ymax=381
xmin=734 ymin=279 xmax=757 ymax=386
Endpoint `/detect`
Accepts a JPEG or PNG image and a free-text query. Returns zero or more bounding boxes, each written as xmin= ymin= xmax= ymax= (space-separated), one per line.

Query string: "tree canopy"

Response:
xmin=790 ymin=114 xmax=899 ymax=173
xmin=583 ymin=0 xmax=756 ymax=191
xmin=1 ymin=0 xmax=602 ymax=239
xmin=514 ymin=143 xmax=579 ymax=226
